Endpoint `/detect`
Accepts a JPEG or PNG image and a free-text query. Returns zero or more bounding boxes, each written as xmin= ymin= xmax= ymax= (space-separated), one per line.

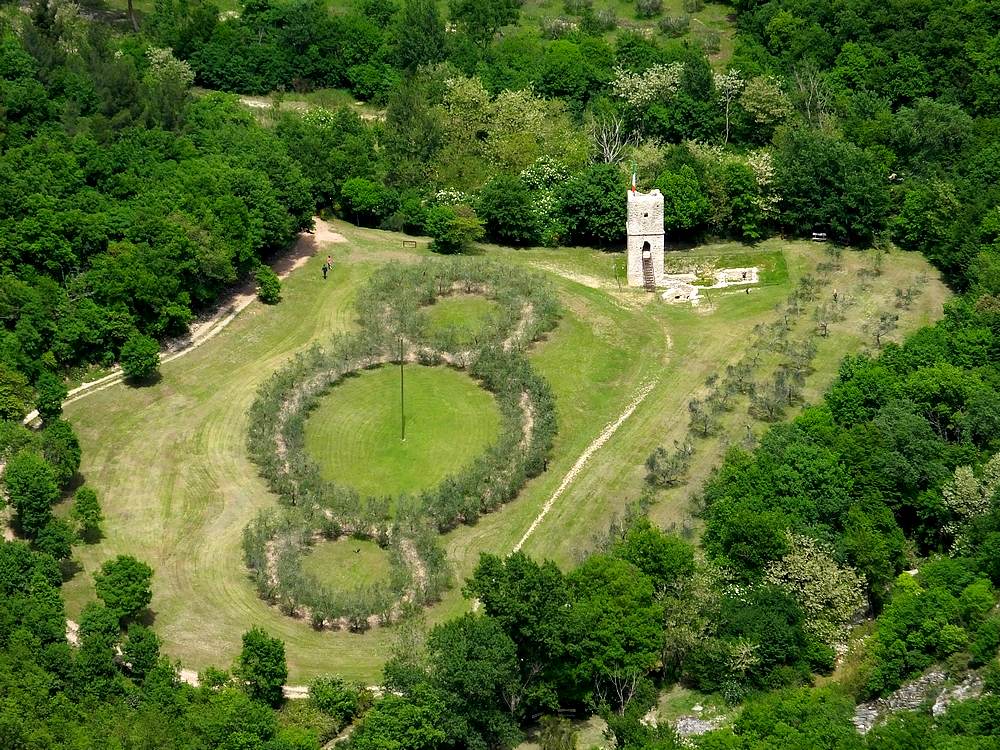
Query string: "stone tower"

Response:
xmin=626 ymin=188 xmax=664 ymax=288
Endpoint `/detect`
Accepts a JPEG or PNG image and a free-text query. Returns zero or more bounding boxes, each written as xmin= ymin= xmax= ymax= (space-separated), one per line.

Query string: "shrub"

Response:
xmin=696 ymin=28 xmax=722 ymax=53
xmin=72 ymin=486 xmax=103 ymax=542
xmin=563 ymin=0 xmax=591 ymax=13
xmin=580 ymin=8 xmax=617 ymax=33
xmin=256 ymin=266 xmax=282 ymax=304
xmin=541 ymin=17 xmax=576 ymax=40
xmin=425 ymin=205 xmax=485 ymax=254
xmin=120 ymin=333 xmax=160 ymax=381
xmin=636 ymin=0 xmax=663 ymax=18
xmin=659 ymin=14 xmax=690 ymax=36
xmin=309 ymin=676 xmax=363 ymax=728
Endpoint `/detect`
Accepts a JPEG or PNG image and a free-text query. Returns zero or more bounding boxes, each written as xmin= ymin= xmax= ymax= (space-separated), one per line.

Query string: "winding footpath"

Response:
xmin=23 ymin=220 xmax=339 ymax=423
xmin=50 ymin=223 xmax=344 ymax=699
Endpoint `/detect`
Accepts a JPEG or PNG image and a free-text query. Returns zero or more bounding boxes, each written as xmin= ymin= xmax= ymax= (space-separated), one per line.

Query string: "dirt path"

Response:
xmin=238 ymin=95 xmax=385 ymax=122
xmin=512 ymin=378 xmax=659 ymax=552
xmin=66 ymin=619 xmax=314 ymax=697
xmin=178 ymin=666 xmax=309 ymax=699
xmin=24 ymin=219 xmax=343 ymax=421
xmin=528 ymin=261 xmax=635 ymax=311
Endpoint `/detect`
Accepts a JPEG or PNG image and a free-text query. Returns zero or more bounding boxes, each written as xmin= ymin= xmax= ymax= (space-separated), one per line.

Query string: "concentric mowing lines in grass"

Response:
xmin=61 ymin=239 xmax=402 ymax=681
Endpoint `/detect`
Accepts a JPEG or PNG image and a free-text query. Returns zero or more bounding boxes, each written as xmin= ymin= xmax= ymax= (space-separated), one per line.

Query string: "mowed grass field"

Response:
xmin=300 ymin=538 xmax=393 ymax=590
xmin=59 ymin=222 xmax=948 ymax=682
xmin=303 ymin=364 xmax=501 ymax=497
xmin=424 ymin=295 xmax=501 ymax=346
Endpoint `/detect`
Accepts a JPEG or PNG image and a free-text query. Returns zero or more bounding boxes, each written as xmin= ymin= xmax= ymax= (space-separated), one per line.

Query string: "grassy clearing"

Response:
xmin=665 ymin=247 xmax=788 ymax=286
xmin=299 ymin=538 xmax=393 ymax=590
xmin=517 ymin=0 xmax=736 ymax=65
xmin=655 ymin=684 xmax=732 ymax=725
xmin=303 ymin=364 xmax=501 ymax=497
xmin=59 ymin=222 xmax=946 ymax=682
xmin=424 ymin=295 xmax=500 ymax=346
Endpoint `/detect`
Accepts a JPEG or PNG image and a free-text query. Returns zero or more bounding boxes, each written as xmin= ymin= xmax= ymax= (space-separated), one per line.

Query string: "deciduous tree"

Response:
xmin=3 ymin=450 xmax=59 ymax=539
xmin=236 ymin=626 xmax=288 ymax=707
xmin=94 ymin=554 xmax=154 ymax=622
xmin=120 ymin=333 xmax=160 ymax=382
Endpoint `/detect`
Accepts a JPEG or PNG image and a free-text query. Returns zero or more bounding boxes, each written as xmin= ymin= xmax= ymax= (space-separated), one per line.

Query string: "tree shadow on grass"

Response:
xmin=78 ymin=527 xmax=105 ymax=545
xmin=60 ymin=558 xmax=83 ymax=581
xmin=124 ymin=371 xmax=163 ymax=388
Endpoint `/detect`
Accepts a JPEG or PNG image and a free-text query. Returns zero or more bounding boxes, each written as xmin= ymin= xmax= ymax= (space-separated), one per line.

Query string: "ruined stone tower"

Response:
xmin=626 ymin=188 xmax=664 ymax=289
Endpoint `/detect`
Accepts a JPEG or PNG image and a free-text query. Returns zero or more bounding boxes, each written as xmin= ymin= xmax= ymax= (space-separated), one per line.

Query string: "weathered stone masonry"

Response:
xmin=626 ymin=188 xmax=665 ymax=288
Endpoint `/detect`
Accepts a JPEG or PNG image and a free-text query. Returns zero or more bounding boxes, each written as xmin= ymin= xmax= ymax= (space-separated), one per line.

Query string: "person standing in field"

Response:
xmin=322 ymin=255 xmax=332 ymax=281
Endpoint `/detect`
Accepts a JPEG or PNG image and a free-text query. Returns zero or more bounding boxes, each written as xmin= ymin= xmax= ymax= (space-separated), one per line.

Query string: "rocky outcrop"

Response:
xmin=853 ymin=670 xmax=986 ymax=734
xmin=932 ymin=673 xmax=985 ymax=717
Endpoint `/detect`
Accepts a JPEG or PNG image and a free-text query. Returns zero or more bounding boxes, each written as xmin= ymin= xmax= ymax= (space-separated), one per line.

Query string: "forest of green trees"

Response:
xmin=2 ymin=0 xmax=1000 ymax=746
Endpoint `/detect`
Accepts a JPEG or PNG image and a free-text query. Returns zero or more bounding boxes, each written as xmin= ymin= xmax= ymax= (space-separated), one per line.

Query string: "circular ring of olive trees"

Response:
xmin=243 ymin=258 xmax=559 ymax=631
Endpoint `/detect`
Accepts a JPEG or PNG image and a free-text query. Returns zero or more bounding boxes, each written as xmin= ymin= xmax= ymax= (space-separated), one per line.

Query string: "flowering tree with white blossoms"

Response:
xmin=943 ymin=452 xmax=1000 ymax=554
xmin=765 ymin=532 xmax=866 ymax=645
xmin=610 ymin=63 xmax=684 ymax=110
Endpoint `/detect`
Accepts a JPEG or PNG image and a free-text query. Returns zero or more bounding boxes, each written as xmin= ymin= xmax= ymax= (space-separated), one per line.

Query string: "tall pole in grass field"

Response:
xmin=399 ymin=335 xmax=405 ymax=442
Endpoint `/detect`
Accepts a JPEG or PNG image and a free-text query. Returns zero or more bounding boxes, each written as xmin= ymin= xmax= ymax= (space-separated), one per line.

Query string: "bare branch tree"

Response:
xmin=590 ymin=114 xmax=635 ymax=164
xmin=792 ymin=63 xmax=830 ymax=128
